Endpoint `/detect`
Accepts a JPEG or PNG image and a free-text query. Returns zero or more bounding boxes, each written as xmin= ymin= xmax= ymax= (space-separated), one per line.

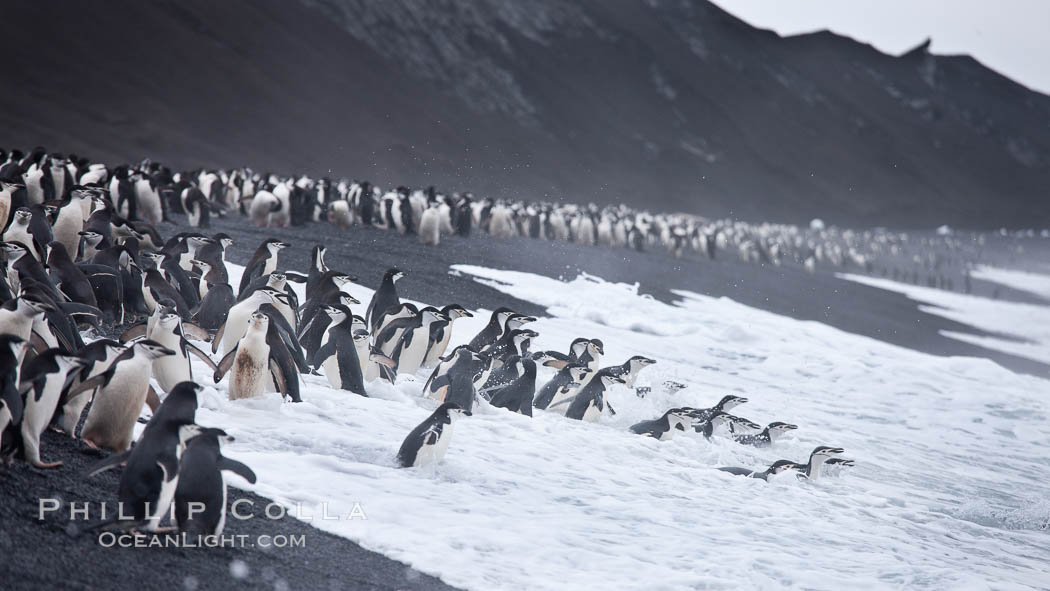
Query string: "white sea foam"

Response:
xmin=155 ymin=263 xmax=1050 ymax=590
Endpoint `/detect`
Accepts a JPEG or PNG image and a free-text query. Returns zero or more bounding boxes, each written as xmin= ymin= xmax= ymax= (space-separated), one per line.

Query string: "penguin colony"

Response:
xmin=0 ymin=146 xmax=854 ymax=539
xmin=0 ymin=146 xmax=997 ymax=290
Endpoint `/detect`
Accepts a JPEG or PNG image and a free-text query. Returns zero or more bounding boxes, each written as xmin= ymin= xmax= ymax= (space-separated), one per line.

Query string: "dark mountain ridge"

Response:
xmin=2 ymin=0 xmax=1047 ymax=228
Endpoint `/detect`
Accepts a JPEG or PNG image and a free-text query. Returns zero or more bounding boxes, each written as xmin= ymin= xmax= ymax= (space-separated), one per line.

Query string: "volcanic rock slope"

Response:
xmin=3 ymin=0 xmax=1048 ymax=228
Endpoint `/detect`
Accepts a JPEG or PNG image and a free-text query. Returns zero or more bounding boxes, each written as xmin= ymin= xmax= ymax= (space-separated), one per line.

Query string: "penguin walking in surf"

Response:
xmin=397 ymin=402 xmax=466 ymax=468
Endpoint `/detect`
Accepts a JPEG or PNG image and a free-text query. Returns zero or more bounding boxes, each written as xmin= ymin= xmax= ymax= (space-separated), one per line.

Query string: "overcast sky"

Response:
xmin=710 ymin=0 xmax=1050 ymax=95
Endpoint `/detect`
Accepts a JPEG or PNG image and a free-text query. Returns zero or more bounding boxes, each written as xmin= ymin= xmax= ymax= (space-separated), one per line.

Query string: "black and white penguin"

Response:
xmin=609 ymin=356 xmax=656 ymax=388
xmin=733 ymin=422 xmax=798 ymax=448
xmin=793 ymin=446 xmax=846 ymax=480
xmin=237 ymin=238 xmax=290 ymax=296
xmin=421 ymin=304 xmax=472 ymax=368
xmin=0 ymin=294 xmax=51 ymax=355
xmin=141 ymin=267 xmax=191 ymax=318
xmin=467 ymin=307 xmax=515 ymax=351
xmin=718 ymin=460 xmax=802 ymax=482
xmin=71 ymin=339 xmax=175 ymax=451
xmin=149 ymin=308 xmax=220 ymax=393
xmin=822 ymin=458 xmax=856 ymax=477
xmin=213 ymin=287 xmax=291 ymax=355
xmin=391 ymin=307 xmax=449 ymax=376
xmin=629 ymin=409 xmax=693 ymax=440
xmin=488 ymin=358 xmax=537 ymax=416
xmin=58 ymin=339 xmax=126 ymax=435
xmin=681 ymin=395 xmax=749 ymax=432
xmin=565 ymin=368 xmax=625 ymax=422
xmin=311 ymin=305 xmax=366 ymax=396
xmin=423 ymin=347 xmax=488 ymax=415
xmin=533 ymin=365 xmax=591 ymax=412
xmin=214 ymin=312 xmax=300 ymax=402
xmin=397 ymin=402 xmax=466 ymax=468
xmin=46 ymin=241 xmax=98 ymax=307
xmin=365 ymin=268 xmax=404 ymax=332
xmin=16 ymin=348 xmax=88 ymax=468
xmin=418 ymin=205 xmax=441 ymax=246
xmin=86 ymin=382 xmax=203 ymax=532
xmin=0 ymin=335 xmax=28 ymax=464
xmin=4 ymin=209 xmax=45 ymax=259
xmin=174 ymin=427 xmax=257 ymax=538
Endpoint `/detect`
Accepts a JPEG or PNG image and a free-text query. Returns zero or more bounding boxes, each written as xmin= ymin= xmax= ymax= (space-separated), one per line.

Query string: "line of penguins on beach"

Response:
xmin=0 ymin=146 xmax=851 ymax=538
xmin=0 ymin=145 xmax=990 ymax=292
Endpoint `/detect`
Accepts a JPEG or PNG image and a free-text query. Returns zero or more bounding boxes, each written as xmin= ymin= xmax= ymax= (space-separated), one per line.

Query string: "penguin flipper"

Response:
xmin=310 ymin=341 xmax=336 ymax=371
xmin=268 ymin=359 xmax=290 ymax=401
xmin=282 ymin=271 xmax=307 ymax=283
xmin=214 ymin=346 xmax=238 ymax=382
xmin=64 ymin=372 xmax=109 ymax=400
xmin=2 ymin=378 xmax=24 ymax=426
xmin=157 ymin=455 xmax=179 ymax=482
xmin=146 ymin=385 xmax=161 ymax=412
xmin=180 ymin=321 xmax=211 ymax=343
xmin=211 ymin=320 xmax=227 ymax=354
xmin=427 ymin=374 xmax=450 ymax=395
xmin=218 ymin=456 xmax=257 ymax=484
xmin=83 ymin=449 xmax=132 ymax=477
xmin=119 ymin=322 xmax=148 ymax=343
xmin=184 ymin=340 xmax=219 ymax=372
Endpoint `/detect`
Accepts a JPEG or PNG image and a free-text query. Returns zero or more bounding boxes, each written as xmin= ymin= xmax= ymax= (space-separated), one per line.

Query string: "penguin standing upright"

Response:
xmin=214 ymin=312 xmax=300 ymax=402
xmin=237 ymin=238 xmax=289 ymax=296
xmin=397 ymin=402 xmax=465 ymax=468
xmin=422 ymin=304 xmax=473 ymax=368
xmin=175 ymin=427 xmax=257 ymax=537
xmin=311 ymin=305 xmax=366 ymax=396
xmin=149 ymin=308 xmax=219 ymax=393
xmin=565 ymin=369 xmax=625 ymax=422
xmin=0 ymin=335 xmax=27 ymax=463
xmin=73 ymin=340 xmax=176 ymax=451
xmin=86 ymin=382 xmax=203 ymax=531
xmin=366 ymin=268 xmax=404 ymax=332
xmin=17 ymin=349 xmax=88 ymax=468
xmin=489 ymin=358 xmax=537 ymax=416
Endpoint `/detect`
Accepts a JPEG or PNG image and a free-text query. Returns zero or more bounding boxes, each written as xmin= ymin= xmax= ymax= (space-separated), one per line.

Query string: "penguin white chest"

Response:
xmin=581 ymin=398 xmax=603 ymax=422
xmin=230 ymin=340 xmax=270 ymax=400
xmin=414 ymin=424 xmax=454 ymax=467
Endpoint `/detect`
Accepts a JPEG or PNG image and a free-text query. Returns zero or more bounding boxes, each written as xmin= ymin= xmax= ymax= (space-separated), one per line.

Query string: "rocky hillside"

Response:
xmin=2 ymin=0 xmax=1047 ymax=228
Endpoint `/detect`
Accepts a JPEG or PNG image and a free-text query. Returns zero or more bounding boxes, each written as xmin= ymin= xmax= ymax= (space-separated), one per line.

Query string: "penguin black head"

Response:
xmin=339 ymin=293 xmax=361 ymax=306
xmin=768 ymin=460 xmax=802 ymax=475
xmin=825 ymin=458 xmax=855 ymax=468
xmin=716 ymin=394 xmax=748 ymax=411
xmin=507 ymin=314 xmax=537 ymax=329
xmin=384 ymin=268 xmax=405 ymax=282
xmin=185 ymin=426 xmax=235 ymax=446
xmin=441 ymin=304 xmax=472 ymax=320
xmin=768 ymin=422 xmax=798 ymax=433
xmin=437 ymin=401 xmax=468 ymax=418
xmin=589 ymin=339 xmax=605 ymax=356
xmin=596 ymin=368 xmax=626 ymax=388
xmin=264 ymin=238 xmax=290 ymax=251
xmin=135 ymin=339 xmax=176 ymax=360
xmin=213 ymin=233 xmax=234 ymax=248
xmin=810 ymin=446 xmax=845 ymax=459
xmin=628 ymin=355 xmax=656 ymax=367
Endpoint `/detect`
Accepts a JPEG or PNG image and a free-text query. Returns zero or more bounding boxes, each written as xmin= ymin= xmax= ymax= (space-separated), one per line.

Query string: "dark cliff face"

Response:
xmin=2 ymin=0 xmax=1047 ymax=228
